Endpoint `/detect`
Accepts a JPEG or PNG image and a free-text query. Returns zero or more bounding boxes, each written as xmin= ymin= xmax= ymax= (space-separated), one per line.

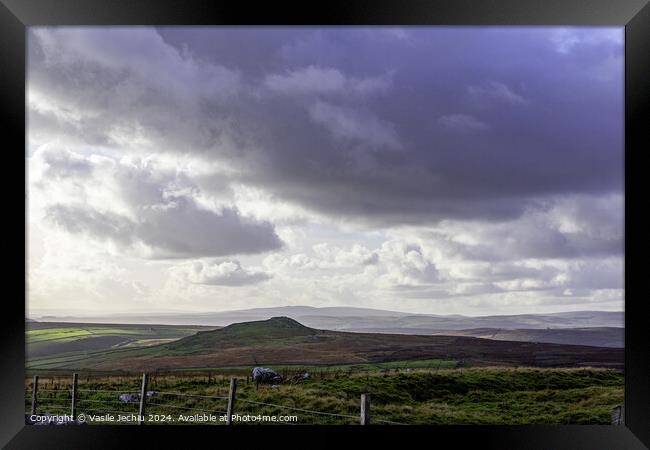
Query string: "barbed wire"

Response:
xmin=32 ymin=395 xmax=71 ymax=398
xmin=34 ymin=407 xmax=69 ymax=413
xmin=146 ymin=402 xmax=226 ymax=414
xmin=80 ymin=401 xmax=140 ymax=410
xmin=155 ymin=391 xmax=229 ymax=400
xmin=34 ymin=389 xmax=72 ymax=393
xmin=31 ymin=397 xmax=71 ymax=403
xmin=77 ymin=389 xmax=140 ymax=393
xmin=374 ymin=418 xmax=406 ymax=425
xmin=28 ymin=384 xmax=410 ymax=425
xmin=79 ymin=410 xmax=143 ymax=421
xmin=237 ymin=398 xmax=358 ymax=419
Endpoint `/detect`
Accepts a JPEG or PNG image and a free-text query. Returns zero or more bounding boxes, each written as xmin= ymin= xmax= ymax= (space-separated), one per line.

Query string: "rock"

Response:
xmin=119 ymin=393 xmax=140 ymax=403
xmin=252 ymin=367 xmax=282 ymax=384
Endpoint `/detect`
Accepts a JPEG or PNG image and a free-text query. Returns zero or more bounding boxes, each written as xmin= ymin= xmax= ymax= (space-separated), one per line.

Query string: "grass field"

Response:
xmin=26 ymin=322 xmax=216 ymax=366
xmin=25 ymin=367 xmax=624 ymax=425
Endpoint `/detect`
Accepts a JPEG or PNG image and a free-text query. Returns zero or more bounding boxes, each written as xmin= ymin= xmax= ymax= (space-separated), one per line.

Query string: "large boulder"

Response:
xmin=119 ymin=393 xmax=140 ymax=403
xmin=252 ymin=367 xmax=282 ymax=384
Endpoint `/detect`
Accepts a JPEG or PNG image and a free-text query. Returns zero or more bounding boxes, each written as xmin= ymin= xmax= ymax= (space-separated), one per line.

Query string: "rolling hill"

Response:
xmin=26 ymin=322 xmax=215 ymax=359
xmin=31 ymin=307 xmax=623 ymax=348
xmin=33 ymin=306 xmax=623 ymax=330
xmin=426 ymin=327 xmax=623 ymax=348
xmin=28 ymin=317 xmax=623 ymax=372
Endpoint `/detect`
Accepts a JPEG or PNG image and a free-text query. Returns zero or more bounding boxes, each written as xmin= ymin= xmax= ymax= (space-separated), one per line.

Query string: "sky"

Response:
xmin=26 ymin=27 xmax=624 ymax=318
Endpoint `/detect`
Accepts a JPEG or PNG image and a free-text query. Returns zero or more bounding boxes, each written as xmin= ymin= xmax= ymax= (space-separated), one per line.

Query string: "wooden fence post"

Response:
xmin=138 ymin=373 xmax=148 ymax=425
xmin=360 ymin=394 xmax=370 ymax=425
xmin=612 ymin=405 xmax=624 ymax=425
xmin=71 ymin=373 xmax=78 ymax=418
xmin=226 ymin=378 xmax=237 ymax=425
xmin=31 ymin=375 xmax=39 ymax=415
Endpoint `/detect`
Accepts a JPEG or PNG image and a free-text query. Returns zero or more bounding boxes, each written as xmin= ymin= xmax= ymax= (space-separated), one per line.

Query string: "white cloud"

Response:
xmin=264 ymin=65 xmax=391 ymax=96
xmin=30 ymin=145 xmax=283 ymax=259
xmin=309 ymin=101 xmax=402 ymax=151
xmin=170 ymin=260 xmax=271 ymax=286
xmin=467 ymin=81 xmax=527 ymax=105
xmin=549 ymin=28 xmax=623 ymax=55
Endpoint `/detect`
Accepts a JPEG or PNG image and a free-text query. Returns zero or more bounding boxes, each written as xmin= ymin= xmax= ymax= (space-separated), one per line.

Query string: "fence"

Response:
xmin=26 ymin=373 xmax=404 ymax=425
xmin=27 ymin=373 xmax=624 ymax=426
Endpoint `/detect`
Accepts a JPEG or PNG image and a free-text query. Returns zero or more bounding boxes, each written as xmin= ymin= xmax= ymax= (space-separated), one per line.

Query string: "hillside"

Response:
xmin=426 ymin=327 xmax=623 ymax=348
xmin=26 ymin=322 xmax=215 ymax=359
xmin=165 ymin=316 xmax=314 ymax=351
xmin=28 ymin=317 xmax=623 ymax=372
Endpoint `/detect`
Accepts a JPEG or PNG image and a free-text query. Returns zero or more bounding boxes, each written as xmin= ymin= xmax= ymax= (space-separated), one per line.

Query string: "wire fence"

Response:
xmin=25 ymin=373 xmax=407 ymax=425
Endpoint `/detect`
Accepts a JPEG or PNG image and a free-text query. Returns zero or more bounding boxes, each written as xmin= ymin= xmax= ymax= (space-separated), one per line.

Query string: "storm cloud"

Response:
xmin=28 ymin=27 xmax=623 ymax=226
xmin=26 ymin=27 xmax=624 ymax=316
xmin=33 ymin=145 xmax=283 ymax=259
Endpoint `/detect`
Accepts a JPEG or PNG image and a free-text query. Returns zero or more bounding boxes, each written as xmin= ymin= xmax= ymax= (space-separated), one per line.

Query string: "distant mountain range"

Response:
xmin=34 ymin=306 xmax=623 ymax=328
xmin=31 ymin=306 xmax=623 ymax=348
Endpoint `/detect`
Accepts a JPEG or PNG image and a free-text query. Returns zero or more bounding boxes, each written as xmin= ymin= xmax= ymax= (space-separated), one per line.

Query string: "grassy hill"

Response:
xmin=170 ymin=316 xmax=313 ymax=347
xmin=27 ymin=317 xmax=623 ymax=372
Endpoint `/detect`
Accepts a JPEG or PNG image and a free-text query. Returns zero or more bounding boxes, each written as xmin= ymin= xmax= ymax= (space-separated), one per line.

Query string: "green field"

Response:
xmin=26 ymin=322 xmax=216 ymax=369
xmin=25 ymin=367 xmax=624 ymax=425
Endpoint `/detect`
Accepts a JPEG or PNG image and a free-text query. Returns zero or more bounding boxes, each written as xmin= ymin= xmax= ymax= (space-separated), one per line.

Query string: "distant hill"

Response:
xmin=298 ymin=310 xmax=624 ymax=332
xmin=34 ymin=306 xmax=624 ymax=331
xmin=166 ymin=316 xmax=313 ymax=351
xmin=43 ymin=317 xmax=622 ymax=372
xmin=426 ymin=327 xmax=623 ymax=348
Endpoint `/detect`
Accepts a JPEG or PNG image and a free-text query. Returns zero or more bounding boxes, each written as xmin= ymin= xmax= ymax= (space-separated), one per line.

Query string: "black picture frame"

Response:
xmin=1 ymin=1 xmax=648 ymax=448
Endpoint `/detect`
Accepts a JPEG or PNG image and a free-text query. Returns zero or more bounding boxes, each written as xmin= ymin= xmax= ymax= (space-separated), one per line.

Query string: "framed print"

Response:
xmin=1 ymin=0 xmax=648 ymax=448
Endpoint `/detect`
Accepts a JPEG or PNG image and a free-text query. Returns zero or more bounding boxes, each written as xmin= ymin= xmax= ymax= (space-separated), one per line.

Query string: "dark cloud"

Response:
xmin=412 ymin=193 xmax=623 ymax=262
xmin=28 ymin=27 xmax=623 ymax=228
xmin=45 ymin=204 xmax=135 ymax=246
xmin=136 ymin=197 xmax=283 ymax=258
xmin=45 ymin=200 xmax=283 ymax=259
xmin=158 ymin=27 xmax=622 ymax=224
xmin=32 ymin=144 xmax=284 ymax=258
